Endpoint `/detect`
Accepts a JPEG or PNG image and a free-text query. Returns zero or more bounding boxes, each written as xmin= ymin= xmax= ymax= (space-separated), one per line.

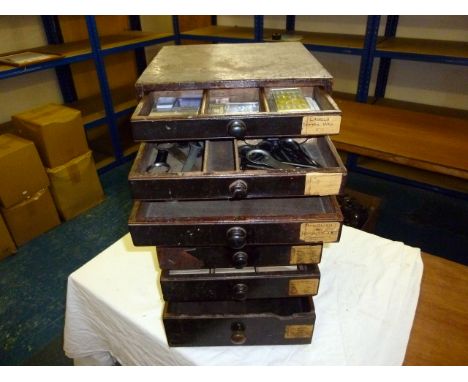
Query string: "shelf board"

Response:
xmin=180 ymin=25 xmax=255 ymax=41
xmin=66 ymin=85 xmax=137 ymax=127
xmin=0 ymin=31 xmax=174 ymax=80
xmin=332 ymin=97 xmax=468 ymax=179
xmin=356 ymin=156 xmax=468 ymax=194
xmin=376 ymin=37 xmax=468 ymax=62
xmin=180 ymin=25 xmax=365 ymax=52
xmin=100 ymin=31 xmax=173 ymax=51
xmin=263 ymin=28 xmax=365 ymax=51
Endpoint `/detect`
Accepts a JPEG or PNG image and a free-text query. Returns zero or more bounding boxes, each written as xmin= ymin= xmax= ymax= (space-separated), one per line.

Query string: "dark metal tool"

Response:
xmin=181 ymin=142 xmax=204 ymax=172
xmin=146 ymin=149 xmax=170 ymax=173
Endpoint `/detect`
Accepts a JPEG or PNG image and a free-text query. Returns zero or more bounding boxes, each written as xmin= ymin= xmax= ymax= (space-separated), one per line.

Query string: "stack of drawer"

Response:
xmin=128 ymin=42 xmax=346 ymax=347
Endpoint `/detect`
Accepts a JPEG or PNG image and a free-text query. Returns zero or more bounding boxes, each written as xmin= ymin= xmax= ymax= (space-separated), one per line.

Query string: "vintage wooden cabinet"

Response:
xmin=129 ymin=196 xmax=343 ymax=247
xmin=163 ymin=297 xmax=316 ymax=346
xmin=160 ymin=265 xmax=320 ymax=302
xmin=131 ymin=43 xmax=341 ymax=141
xmin=156 ymin=244 xmax=323 ymax=269
xmin=128 ymin=42 xmax=346 ymax=347
xmin=129 ymin=137 xmax=347 ymax=200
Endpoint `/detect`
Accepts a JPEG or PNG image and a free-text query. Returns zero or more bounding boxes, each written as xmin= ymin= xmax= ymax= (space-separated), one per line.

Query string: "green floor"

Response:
xmin=0 ymin=160 xmax=466 ymax=365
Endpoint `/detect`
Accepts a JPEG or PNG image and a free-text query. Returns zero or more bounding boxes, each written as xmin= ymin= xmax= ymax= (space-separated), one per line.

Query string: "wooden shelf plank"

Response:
xmin=181 ymin=25 xmax=366 ymax=50
xmin=263 ymin=28 xmax=365 ymax=50
xmin=404 ymin=253 xmax=468 ymax=365
xmin=181 ymin=25 xmax=255 ymax=40
xmin=100 ymin=31 xmax=173 ymax=50
xmin=377 ymin=37 xmax=468 ymax=60
xmin=332 ymin=98 xmax=468 ymax=179
xmin=66 ymin=85 xmax=137 ymax=126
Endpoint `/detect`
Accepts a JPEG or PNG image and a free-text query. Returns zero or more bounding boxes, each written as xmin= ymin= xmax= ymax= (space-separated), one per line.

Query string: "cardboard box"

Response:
xmin=0 ymin=134 xmax=49 ymax=208
xmin=1 ymin=188 xmax=60 ymax=246
xmin=12 ymin=104 xmax=89 ymax=168
xmin=0 ymin=213 xmax=16 ymax=260
xmin=47 ymin=151 xmax=105 ymax=221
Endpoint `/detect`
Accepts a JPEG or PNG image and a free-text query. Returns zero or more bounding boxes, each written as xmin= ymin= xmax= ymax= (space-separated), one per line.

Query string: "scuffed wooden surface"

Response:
xmin=136 ymin=42 xmax=333 ymax=93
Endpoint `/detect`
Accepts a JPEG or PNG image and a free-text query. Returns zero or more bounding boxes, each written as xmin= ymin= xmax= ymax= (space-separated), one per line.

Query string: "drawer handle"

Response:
xmin=227 ymin=120 xmax=247 ymax=138
xmin=233 ymin=283 xmax=248 ymax=301
xmin=226 ymin=227 xmax=247 ymax=249
xmin=232 ymin=251 xmax=249 ymax=268
xmin=229 ymin=180 xmax=248 ymax=199
xmin=231 ymin=322 xmax=246 ymax=345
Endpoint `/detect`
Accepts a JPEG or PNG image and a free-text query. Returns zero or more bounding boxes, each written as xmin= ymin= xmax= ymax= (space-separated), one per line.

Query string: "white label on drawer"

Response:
xmin=301 ymin=115 xmax=341 ymax=135
xmin=289 ymin=279 xmax=319 ymax=296
xmin=299 ymin=222 xmax=340 ymax=242
xmin=304 ymin=173 xmax=342 ymax=195
xmin=284 ymin=325 xmax=314 ymax=339
xmin=289 ymin=246 xmax=322 ymax=264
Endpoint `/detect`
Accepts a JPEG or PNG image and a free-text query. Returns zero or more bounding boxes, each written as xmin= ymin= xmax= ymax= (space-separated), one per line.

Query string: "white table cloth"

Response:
xmin=63 ymin=226 xmax=423 ymax=365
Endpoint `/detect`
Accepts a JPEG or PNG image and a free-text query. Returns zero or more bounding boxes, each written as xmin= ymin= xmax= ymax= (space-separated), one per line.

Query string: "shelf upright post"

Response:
xmin=172 ymin=16 xmax=181 ymax=45
xmin=41 ymin=16 xmax=78 ymax=103
xmin=211 ymin=16 xmax=217 ymax=26
xmin=374 ymin=16 xmax=399 ymax=100
xmin=129 ymin=16 xmax=147 ymax=75
xmin=85 ymin=15 xmax=124 ymax=163
xmin=254 ymin=16 xmax=264 ymax=42
xmin=356 ymin=16 xmax=381 ymax=103
xmin=286 ymin=16 xmax=296 ymax=32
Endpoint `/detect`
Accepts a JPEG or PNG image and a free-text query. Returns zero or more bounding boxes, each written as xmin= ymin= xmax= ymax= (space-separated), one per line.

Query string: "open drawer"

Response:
xmin=161 ymin=264 xmax=320 ymax=302
xmin=131 ymin=86 xmax=341 ymax=141
xmin=129 ymin=136 xmax=346 ymax=200
xmin=128 ymin=196 xmax=343 ymax=247
xmin=163 ymin=297 xmax=315 ymax=346
xmin=156 ymin=244 xmax=323 ymax=270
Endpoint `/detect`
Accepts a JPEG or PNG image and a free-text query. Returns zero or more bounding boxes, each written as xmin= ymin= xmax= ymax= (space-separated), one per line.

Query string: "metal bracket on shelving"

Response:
xmin=356 ymin=16 xmax=381 ymax=103
xmin=286 ymin=16 xmax=296 ymax=32
xmin=254 ymin=16 xmax=264 ymax=42
xmin=374 ymin=16 xmax=399 ymax=100
xmin=129 ymin=16 xmax=148 ymax=75
xmin=85 ymin=15 xmax=124 ymax=163
xmin=172 ymin=16 xmax=181 ymax=45
xmin=41 ymin=15 xmax=78 ymax=103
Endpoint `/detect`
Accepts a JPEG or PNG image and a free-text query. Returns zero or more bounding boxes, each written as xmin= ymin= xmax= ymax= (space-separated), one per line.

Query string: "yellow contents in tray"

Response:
xmin=271 ymin=88 xmax=311 ymax=112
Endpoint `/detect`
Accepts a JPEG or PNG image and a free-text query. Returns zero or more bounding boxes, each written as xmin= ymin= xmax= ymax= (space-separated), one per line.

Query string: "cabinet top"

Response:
xmin=135 ymin=42 xmax=333 ymax=95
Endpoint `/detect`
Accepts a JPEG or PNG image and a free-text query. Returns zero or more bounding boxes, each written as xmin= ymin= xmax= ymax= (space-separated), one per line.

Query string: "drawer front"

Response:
xmin=161 ymin=265 xmax=320 ymax=302
xmin=131 ymin=86 xmax=341 ymax=141
xmin=156 ymin=244 xmax=323 ymax=269
xmin=129 ymin=196 xmax=343 ymax=247
xmin=163 ymin=297 xmax=315 ymax=347
xmin=129 ymin=137 xmax=346 ymax=201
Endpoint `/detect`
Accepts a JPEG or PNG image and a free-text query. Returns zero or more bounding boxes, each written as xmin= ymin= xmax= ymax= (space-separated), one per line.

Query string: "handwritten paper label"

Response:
xmin=302 ymin=115 xmax=341 ymax=135
xmin=290 ymin=246 xmax=322 ymax=264
xmin=284 ymin=325 xmax=314 ymax=339
xmin=304 ymin=173 xmax=342 ymax=195
xmin=299 ymin=222 xmax=340 ymax=242
xmin=289 ymin=279 xmax=319 ymax=296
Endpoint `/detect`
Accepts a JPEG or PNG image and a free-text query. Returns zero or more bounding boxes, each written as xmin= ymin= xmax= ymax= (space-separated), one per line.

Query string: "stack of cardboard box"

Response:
xmin=12 ymin=104 xmax=105 ymax=222
xmin=0 ymin=104 xmax=105 ymax=260
xmin=0 ymin=134 xmax=60 ymax=254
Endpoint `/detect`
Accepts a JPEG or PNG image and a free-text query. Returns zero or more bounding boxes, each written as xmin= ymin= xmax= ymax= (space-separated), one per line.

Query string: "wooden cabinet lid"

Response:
xmin=135 ymin=42 xmax=333 ymax=95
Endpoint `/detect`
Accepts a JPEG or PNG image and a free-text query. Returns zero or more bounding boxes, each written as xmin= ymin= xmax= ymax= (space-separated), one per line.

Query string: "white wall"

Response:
xmin=0 ymin=16 xmax=62 ymax=123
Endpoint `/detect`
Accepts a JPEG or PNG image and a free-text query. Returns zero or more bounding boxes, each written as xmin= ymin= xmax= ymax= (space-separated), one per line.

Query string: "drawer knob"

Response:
xmin=226 ymin=227 xmax=247 ymax=249
xmin=233 ymin=283 xmax=248 ymax=301
xmin=231 ymin=322 xmax=246 ymax=345
xmin=232 ymin=251 xmax=249 ymax=268
xmin=229 ymin=180 xmax=248 ymax=199
xmin=227 ymin=120 xmax=247 ymax=138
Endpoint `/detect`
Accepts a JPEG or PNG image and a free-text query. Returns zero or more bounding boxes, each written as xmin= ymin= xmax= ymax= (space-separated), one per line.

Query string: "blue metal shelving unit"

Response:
xmin=0 ymin=16 xmax=174 ymax=174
